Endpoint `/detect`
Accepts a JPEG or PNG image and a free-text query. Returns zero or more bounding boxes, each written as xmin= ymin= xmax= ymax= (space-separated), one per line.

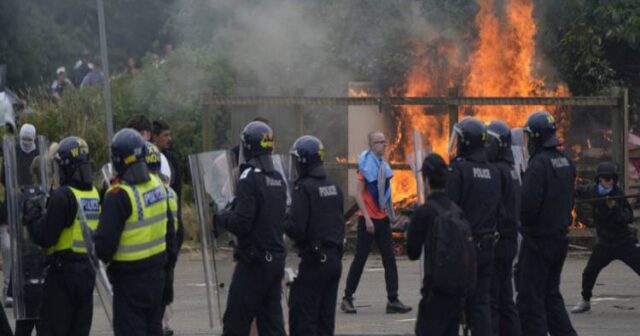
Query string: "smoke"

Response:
xmin=167 ymin=0 xmax=454 ymax=95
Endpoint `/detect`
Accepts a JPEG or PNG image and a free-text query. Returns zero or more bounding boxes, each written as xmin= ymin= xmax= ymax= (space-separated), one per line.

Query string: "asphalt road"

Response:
xmin=3 ymin=249 xmax=640 ymax=335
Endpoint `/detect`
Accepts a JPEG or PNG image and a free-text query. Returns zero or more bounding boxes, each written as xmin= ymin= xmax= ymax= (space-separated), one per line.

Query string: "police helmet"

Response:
xmin=596 ymin=161 xmax=618 ymax=183
xmin=449 ymin=117 xmax=486 ymax=158
xmin=290 ymin=135 xmax=325 ymax=178
xmin=486 ymin=120 xmax=512 ymax=162
xmin=111 ymin=128 xmax=149 ymax=183
xmin=55 ymin=136 xmax=93 ymax=185
xmin=524 ymin=111 xmax=561 ymax=148
xmin=241 ymin=121 xmax=274 ymax=160
xmin=144 ymin=142 xmax=162 ymax=174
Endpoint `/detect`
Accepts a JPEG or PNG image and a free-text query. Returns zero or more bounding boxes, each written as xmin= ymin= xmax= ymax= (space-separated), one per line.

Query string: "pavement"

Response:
xmin=2 ymin=250 xmax=640 ymax=335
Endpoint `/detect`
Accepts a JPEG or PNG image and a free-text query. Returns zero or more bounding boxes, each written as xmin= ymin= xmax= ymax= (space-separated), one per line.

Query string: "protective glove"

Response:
xmin=23 ymin=198 xmax=45 ymax=227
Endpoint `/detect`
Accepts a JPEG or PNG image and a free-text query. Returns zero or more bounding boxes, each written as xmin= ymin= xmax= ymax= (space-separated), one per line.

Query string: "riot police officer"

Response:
xmin=216 ymin=121 xmax=287 ymax=336
xmin=94 ymin=128 xmax=177 ymax=336
xmin=144 ymin=141 xmax=180 ymax=335
xmin=25 ymin=136 xmax=98 ymax=335
xmin=485 ymin=121 xmax=522 ymax=336
xmin=447 ymin=117 xmax=502 ymax=336
xmin=285 ymin=135 xmax=344 ymax=336
xmin=516 ymin=111 xmax=577 ymax=336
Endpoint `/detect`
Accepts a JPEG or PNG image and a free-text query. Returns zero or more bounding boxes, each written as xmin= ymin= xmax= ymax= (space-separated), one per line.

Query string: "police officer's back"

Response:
xmin=516 ymin=111 xmax=577 ymax=336
xmin=94 ymin=128 xmax=177 ymax=336
xmin=446 ymin=117 xmax=501 ymax=336
xmin=25 ymin=136 xmax=98 ymax=335
xmin=285 ymin=135 xmax=344 ymax=336
xmin=486 ymin=120 xmax=522 ymax=336
xmin=216 ymin=121 xmax=287 ymax=336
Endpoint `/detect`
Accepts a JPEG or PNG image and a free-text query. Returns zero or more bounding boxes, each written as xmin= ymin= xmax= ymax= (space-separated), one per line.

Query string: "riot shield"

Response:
xmin=407 ymin=129 xmax=428 ymax=281
xmin=3 ymin=135 xmax=49 ymax=320
xmin=511 ymin=128 xmax=527 ymax=183
xmin=189 ymin=150 xmax=235 ymax=331
xmin=272 ymin=154 xmax=292 ymax=207
xmin=77 ymin=199 xmax=113 ymax=327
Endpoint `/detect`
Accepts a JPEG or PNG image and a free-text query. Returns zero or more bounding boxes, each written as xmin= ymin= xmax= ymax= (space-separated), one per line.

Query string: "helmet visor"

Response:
xmin=447 ymin=126 xmax=462 ymax=160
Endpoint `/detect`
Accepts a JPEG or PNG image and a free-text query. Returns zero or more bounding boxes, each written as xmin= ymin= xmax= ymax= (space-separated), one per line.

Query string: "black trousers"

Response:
xmin=516 ymin=237 xmax=577 ymax=336
xmin=15 ymin=319 xmax=38 ymax=336
xmin=465 ymin=245 xmax=494 ymax=336
xmin=37 ymin=261 xmax=95 ymax=336
xmin=223 ymin=254 xmax=286 ymax=336
xmin=289 ymin=249 xmax=342 ymax=336
xmin=344 ymin=216 xmax=399 ymax=301
xmin=112 ymin=270 xmax=165 ymax=336
xmin=582 ymin=239 xmax=640 ymax=301
xmin=0 ymin=305 xmax=11 ymax=336
xmin=490 ymin=238 xmax=521 ymax=336
xmin=415 ymin=281 xmax=465 ymax=336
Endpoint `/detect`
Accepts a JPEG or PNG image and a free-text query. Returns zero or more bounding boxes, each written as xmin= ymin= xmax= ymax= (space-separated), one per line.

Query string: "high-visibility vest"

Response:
xmin=167 ymin=186 xmax=179 ymax=232
xmin=47 ymin=186 xmax=101 ymax=255
xmin=110 ymin=177 xmax=168 ymax=262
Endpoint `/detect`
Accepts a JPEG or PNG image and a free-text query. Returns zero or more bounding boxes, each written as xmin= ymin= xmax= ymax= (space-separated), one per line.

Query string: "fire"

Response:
xmin=571 ymin=208 xmax=586 ymax=229
xmin=348 ymin=88 xmax=370 ymax=97
xmin=389 ymin=0 xmax=570 ymax=206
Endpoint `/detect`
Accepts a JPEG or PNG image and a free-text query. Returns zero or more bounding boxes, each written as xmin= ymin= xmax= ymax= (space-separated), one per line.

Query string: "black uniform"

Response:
xmin=217 ymin=163 xmax=288 ymax=336
xmin=285 ymin=167 xmax=344 ymax=336
xmin=407 ymin=192 xmax=466 ymax=336
xmin=27 ymin=183 xmax=95 ymax=335
xmin=447 ymin=151 xmax=501 ymax=336
xmin=94 ymin=180 xmax=177 ymax=336
xmin=575 ymin=183 xmax=639 ymax=302
xmin=516 ymin=148 xmax=577 ymax=336
xmin=490 ymin=160 xmax=522 ymax=336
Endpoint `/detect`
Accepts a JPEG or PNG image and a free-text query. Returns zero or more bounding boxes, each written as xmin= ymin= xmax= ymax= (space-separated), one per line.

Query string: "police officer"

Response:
xmin=447 ymin=117 xmax=502 ymax=336
xmin=216 ymin=121 xmax=287 ymax=336
xmin=571 ymin=162 xmax=639 ymax=313
xmin=94 ymin=128 xmax=177 ymax=336
xmin=144 ymin=142 xmax=180 ymax=335
xmin=24 ymin=136 xmax=98 ymax=335
xmin=285 ymin=135 xmax=344 ymax=336
xmin=516 ymin=111 xmax=577 ymax=336
xmin=485 ymin=121 xmax=522 ymax=336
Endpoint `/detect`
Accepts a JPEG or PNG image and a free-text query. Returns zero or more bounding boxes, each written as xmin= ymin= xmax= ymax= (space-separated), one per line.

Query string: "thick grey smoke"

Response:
xmin=168 ymin=0 xmax=448 ymax=95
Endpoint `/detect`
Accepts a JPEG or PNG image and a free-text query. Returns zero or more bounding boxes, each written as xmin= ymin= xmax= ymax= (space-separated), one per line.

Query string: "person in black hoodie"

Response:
xmin=486 ymin=120 xmax=522 ymax=336
xmin=408 ymin=153 xmax=466 ymax=336
xmin=571 ymin=161 xmax=638 ymax=313
xmin=516 ymin=111 xmax=577 ymax=336
xmin=285 ymin=135 xmax=344 ymax=336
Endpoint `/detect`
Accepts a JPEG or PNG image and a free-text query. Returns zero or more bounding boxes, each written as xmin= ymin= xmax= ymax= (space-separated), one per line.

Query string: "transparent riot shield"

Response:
xmin=189 ymin=150 xmax=235 ymax=332
xmin=511 ymin=128 xmax=527 ymax=183
xmin=407 ymin=129 xmax=428 ymax=281
xmin=3 ymin=135 xmax=49 ymax=320
xmin=98 ymin=163 xmax=114 ymax=190
xmin=272 ymin=154 xmax=292 ymax=207
xmin=77 ymin=199 xmax=113 ymax=327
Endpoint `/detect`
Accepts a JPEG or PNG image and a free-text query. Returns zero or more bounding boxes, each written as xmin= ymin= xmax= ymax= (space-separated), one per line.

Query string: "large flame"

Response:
xmin=390 ymin=0 xmax=570 ymax=206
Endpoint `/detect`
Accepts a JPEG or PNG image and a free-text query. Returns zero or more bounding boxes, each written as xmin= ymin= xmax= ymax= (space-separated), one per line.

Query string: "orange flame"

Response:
xmin=571 ymin=208 xmax=586 ymax=229
xmin=389 ymin=0 xmax=570 ymax=206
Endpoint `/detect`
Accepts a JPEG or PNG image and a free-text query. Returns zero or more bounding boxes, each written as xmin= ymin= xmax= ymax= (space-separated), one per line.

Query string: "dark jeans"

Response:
xmin=582 ymin=239 xmax=640 ymax=301
xmin=344 ymin=216 xmax=399 ymax=301
xmin=38 ymin=261 xmax=95 ymax=336
xmin=516 ymin=237 xmax=577 ymax=336
xmin=289 ymin=249 xmax=342 ymax=336
xmin=465 ymin=244 xmax=494 ymax=336
xmin=223 ymin=255 xmax=286 ymax=336
xmin=112 ymin=270 xmax=165 ymax=336
xmin=416 ymin=281 xmax=465 ymax=336
xmin=490 ymin=238 xmax=521 ymax=336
